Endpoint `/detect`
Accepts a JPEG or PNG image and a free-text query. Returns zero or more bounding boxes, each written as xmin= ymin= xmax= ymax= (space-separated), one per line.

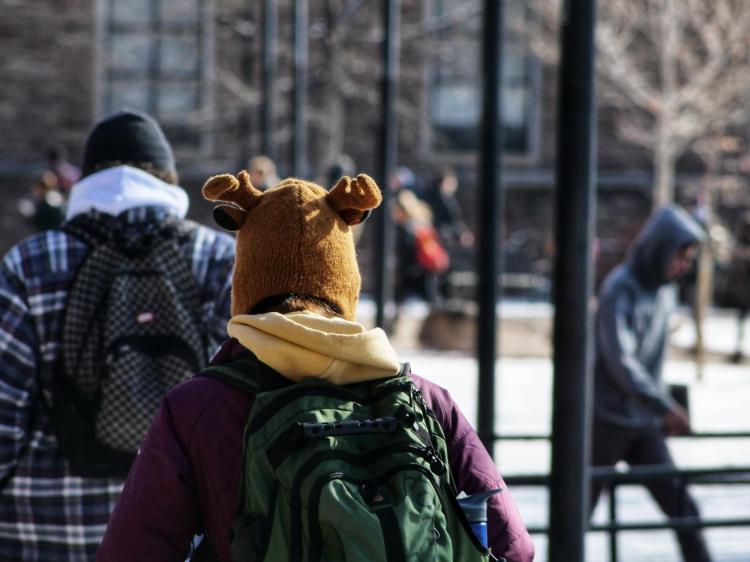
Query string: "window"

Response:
xmin=428 ymin=0 xmax=535 ymax=155
xmin=99 ymin=0 xmax=211 ymax=152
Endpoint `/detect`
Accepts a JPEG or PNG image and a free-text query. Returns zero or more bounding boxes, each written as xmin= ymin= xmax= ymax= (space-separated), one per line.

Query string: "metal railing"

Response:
xmin=499 ymin=432 xmax=750 ymax=562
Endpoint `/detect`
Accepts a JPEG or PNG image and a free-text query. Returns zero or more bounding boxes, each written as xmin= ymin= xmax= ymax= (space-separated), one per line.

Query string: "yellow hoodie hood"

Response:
xmin=227 ymin=312 xmax=400 ymax=384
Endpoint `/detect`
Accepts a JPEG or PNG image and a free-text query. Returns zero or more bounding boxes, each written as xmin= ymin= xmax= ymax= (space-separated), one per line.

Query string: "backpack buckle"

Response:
xmin=395 ymin=405 xmax=423 ymax=430
xmin=362 ymin=483 xmax=392 ymax=509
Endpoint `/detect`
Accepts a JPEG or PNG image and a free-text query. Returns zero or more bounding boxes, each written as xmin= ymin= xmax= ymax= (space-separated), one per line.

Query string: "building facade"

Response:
xmin=2 ymin=0 xmax=741 ymax=293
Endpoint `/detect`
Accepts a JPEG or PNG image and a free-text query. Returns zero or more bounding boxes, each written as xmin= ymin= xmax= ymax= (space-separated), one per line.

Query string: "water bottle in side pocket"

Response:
xmin=457 ymin=488 xmax=503 ymax=551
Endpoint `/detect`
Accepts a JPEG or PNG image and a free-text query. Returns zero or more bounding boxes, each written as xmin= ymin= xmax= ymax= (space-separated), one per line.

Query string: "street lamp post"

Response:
xmin=476 ymin=0 xmax=504 ymax=454
xmin=374 ymin=0 xmax=400 ymax=330
xmin=261 ymin=0 xmax=277 ymax=160
xmin=292 ymin=0 xmax=308 ymax=178
xmin=548 ymin=0 xmax=598 ymax=560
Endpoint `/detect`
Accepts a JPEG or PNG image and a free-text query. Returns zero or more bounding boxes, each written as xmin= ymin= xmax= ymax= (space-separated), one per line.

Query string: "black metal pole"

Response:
xmin=262 ymin=0 xmax=277 ymax=160
xmin=292 ymin=0 xmax=308 ymax=178
xmin=149 ymin=0 xmax=162 ymax=115
xmin=548 ymin=0 xmax=598 ymax=560
xmin=476 ymin=0 xmax=503 ymax=454
xmin=374 ymin=0 xmax=400 ymax=330
xmin=608 ymin=483 xmax=619 ymax=562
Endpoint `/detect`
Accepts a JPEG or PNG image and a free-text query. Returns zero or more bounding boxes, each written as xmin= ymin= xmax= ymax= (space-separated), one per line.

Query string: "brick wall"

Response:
xmin=0 ymin=0 xmax=723 ymax=294
xmin=0 ymin=0 xmax=97 ymax=169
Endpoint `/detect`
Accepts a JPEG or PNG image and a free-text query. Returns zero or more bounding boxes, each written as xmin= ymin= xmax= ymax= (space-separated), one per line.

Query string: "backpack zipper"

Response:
xmin=246 ymin=380 xmax=413 ymax=435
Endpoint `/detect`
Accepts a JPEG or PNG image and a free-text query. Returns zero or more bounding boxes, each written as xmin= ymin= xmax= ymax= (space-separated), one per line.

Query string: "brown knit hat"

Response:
xmin=203 ymin=171 xmax=382 ymax=320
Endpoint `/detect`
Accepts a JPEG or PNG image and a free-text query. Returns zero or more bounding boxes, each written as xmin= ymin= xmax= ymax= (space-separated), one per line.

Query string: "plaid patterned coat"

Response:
xmin=0 ymin=208 xmax=235 ymax=561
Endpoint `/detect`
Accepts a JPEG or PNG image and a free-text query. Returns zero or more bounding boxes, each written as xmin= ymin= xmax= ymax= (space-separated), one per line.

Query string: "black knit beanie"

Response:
xmin=81 ymin=110 xmax=176 ymax=178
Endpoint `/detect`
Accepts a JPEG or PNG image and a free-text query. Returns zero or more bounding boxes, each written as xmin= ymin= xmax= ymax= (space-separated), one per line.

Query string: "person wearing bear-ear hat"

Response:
xmin=98 ymin=172 xmax=534 ymax=562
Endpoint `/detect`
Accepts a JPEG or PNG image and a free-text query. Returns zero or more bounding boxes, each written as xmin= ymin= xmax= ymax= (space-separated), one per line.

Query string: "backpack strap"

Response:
xmin=199 ymin=356 xmax=291 ymax=395
xmin=203 ymin=359 xmax=411 ymax=395
xmin=63 ymin=213 xmax=195 ymax=254
xmin=199 ymin=355 xmax=292 ymax=544
xmin=398 ymin=362 xmax=411 ymax=377
xmin=62 ymin=214 xmax=113 ymax=247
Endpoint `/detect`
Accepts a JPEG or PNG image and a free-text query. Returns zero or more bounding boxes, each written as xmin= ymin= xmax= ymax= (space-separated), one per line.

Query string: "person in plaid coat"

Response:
xmin=0 ymin=110 xmax=236 ymax=561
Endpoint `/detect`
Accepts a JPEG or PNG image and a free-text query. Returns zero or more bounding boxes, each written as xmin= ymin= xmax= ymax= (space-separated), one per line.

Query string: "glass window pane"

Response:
xmin=161 ymin=0 xmax=199 ymax=22
xmin=503 ymin=50 xmax=526 ymax=83
xmin=436 ymin=43 xmax=477 ymax=82
xmin=503 ymin=85 xmax=527 ymax=127
xmin=160 ymin=35 xmax=199 ymax=76
xmin=110 ymin=33 xmax=151 ymax=75
xmin=430 ymin=84 xmax=480 ymax=127
xmin=157 ymin=82 xmax=198 ymax=120
xmin=108 ymin=80 xmax=150 ymax=113
xmin=111 ymin=0 xmax=152 ymax=25
xmin=101 ymin=0 xmax=208 ymax=152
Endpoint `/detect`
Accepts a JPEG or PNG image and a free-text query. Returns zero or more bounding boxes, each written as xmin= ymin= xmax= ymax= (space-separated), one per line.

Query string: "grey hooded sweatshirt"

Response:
xmin=594 ymin=206 xmax=704 ymax=430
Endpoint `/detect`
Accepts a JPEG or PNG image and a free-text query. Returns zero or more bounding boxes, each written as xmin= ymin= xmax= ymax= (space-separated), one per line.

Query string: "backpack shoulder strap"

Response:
xmin=171 ymin=218 xmax=200 ymax=241
xmin=199 ymin=356 xmax=291 ymax=395
xmin=63 ymin=213 xmax=197 ymax=252
xmin=62 ymin=214 xmax=111 ymax=247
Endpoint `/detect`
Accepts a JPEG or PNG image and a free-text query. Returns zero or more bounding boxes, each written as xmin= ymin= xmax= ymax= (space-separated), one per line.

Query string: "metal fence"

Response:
xmin=499 ymin=432 xmax=750 ymax=562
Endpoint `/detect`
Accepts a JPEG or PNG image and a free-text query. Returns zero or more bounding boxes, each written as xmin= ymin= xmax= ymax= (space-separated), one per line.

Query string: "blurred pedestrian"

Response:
xmin=247 ymin=154 xmax=279 ymax=191
xmin=725 ymin=211 xmax=750 ymax=363
xmin=425 ymin=167 xmax=474 ymax=252
xmin=46 ymin=143 xmax=81 ymax=196
xmin=0 ymin=110 xmax=236 ymax=561
xmin=390 ymin=165 xmax=418 ymax=194
xmin=592 ymin=206 xmax=712 ymax=562
xmin=425 ymin=167 xmax=474 ymax=301
xmin=322 ymin=154 xmax=356 ymax=187
xmin=393 ymin=188 xmax=447 ymax=306
xmin=679 ymin=192 xmax=714 ymax=377
xmin=20 ymin=171 xmax=67 ymax=231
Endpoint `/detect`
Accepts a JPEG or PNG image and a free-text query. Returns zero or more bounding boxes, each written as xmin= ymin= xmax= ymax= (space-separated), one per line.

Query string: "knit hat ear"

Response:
xmin=325 ymin=173 xmax=382 ymax=225
xmin=212 ymin=205 xmax=247 ymax=231
xmin=202 ymin=170 xmax=263 ymax=231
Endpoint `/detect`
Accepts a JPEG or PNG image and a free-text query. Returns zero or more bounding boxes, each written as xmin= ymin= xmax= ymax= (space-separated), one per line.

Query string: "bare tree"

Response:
xmin=527 ymin=0 xmax=750 ymax=207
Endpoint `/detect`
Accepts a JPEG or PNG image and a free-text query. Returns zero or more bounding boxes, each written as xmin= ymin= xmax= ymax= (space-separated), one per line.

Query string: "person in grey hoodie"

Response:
xmin=592 ymin=205 xmax=711 ymax=562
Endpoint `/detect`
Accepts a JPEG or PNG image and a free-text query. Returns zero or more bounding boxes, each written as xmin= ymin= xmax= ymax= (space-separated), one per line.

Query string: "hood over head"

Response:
xmin=65 ymin=165 xmax=189 ymax=220
xmin=627 ymin=205 xmax=704 ymax=287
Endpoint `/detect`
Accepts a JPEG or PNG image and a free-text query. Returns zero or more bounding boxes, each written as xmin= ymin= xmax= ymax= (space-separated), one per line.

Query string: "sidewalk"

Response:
xmin=355 ymin=299 xmax=750 ymax=562
xmin=356 ymin=298 xmax=750 ymax=362
xmin=671 ymin=308 xmax=750 ymax=360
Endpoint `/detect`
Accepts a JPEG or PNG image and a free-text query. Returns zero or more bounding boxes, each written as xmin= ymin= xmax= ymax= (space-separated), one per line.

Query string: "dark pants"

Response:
xmin=591 ymin=423 xmax=713 ymax=562
xmin=734 ymin=307 xmax=748 ymax=361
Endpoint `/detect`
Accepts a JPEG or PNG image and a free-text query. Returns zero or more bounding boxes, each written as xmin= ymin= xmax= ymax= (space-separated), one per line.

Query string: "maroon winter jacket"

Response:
xmin=97 ymin=340 xmax=534 ymax=562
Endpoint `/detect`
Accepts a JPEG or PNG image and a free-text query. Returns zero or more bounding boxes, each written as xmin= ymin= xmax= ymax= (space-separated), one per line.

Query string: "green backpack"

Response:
xmin=202 ymin=357 xmax=491 ymax=562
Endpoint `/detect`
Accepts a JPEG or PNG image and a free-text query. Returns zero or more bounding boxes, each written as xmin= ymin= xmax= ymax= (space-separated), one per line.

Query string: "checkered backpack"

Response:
xmin=53 ymin=214 xmax=207 ymax=477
